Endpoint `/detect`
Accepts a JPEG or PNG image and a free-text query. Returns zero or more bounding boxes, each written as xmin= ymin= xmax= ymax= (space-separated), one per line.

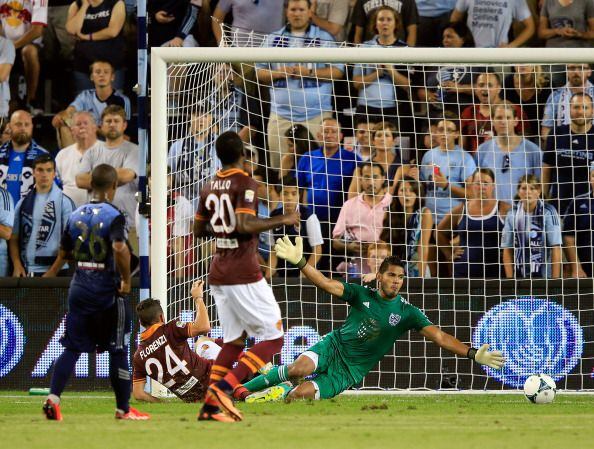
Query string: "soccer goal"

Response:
xmin=151 ymin=44 xmax=594 ymax=392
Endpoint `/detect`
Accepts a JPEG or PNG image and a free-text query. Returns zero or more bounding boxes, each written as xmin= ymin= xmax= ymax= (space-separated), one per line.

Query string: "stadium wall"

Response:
xmin=0 ymin=278 xmax=592 ymax=391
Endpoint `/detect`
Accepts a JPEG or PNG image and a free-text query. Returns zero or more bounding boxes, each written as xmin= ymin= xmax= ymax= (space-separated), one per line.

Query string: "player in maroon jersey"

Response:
xmin=132 ymin=281 xmax=218 ymax=404
xmin=194 ymin=131 xmax=300 ymax=422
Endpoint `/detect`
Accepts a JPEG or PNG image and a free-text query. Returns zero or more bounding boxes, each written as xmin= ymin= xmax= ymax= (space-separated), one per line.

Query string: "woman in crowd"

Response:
xmin=502 ymin=65 xmax=551 ymax=143
xmin=381 ymin=177 xmax=432 ymax=278
xmin=502 ymin=174 xmax=562 ymax=279
xmin=437 ymin=169 xmax=510 ymax=278
xmin=352 ymin=6 xmax=412 ymax=134
xmin=538 ymin=0 xmax=594 ymax=48
xmin=66 ymin=0 xmax=127 ymax=93
xmin=348 ymin=122 xmax=400 ymax=198
xmin=280 ymin=124 xmax=317 ymax=179
xmin=416 ymin=22 xmax=477 ymax=118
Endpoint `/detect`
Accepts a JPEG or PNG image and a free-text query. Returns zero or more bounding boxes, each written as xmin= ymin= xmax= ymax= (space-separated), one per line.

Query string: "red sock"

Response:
xmin=233 ymin=385 xmax=250 ymax=401
xmin=209 ymin=343 xmax=244 ymax=386
xmin=223 ymin=337 xmax=284 ymax=388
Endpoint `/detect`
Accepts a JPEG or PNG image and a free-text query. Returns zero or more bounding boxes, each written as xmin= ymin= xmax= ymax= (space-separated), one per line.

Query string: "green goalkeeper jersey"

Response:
xmin=329 ymin=282 xmax=432 ymax=383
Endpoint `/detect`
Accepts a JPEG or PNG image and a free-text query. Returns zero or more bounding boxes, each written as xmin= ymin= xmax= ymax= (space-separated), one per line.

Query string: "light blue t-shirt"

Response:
xmin=257 ymin=25 xmax=344 ymax=121
xmin=420 ymin=145 xmax=476 ymax=224
xmin=70 ymin=89 xmax=132 ymax=123
xmin=476 ymin=138 xmax=542 ymax=204
xmin=6 ymin=149 xmax=25 ymax=206
xmin=416 ymin=0 xmax=457 ymax=17
xmin=0 ymin=187 xmax=13 ymax=276
xmin=352 ymin=38 xmax=408 ymax=109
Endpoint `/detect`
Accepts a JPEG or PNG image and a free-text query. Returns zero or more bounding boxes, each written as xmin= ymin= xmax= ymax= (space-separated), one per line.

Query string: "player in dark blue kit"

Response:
xmin=42 ymin=164 xmax=149 ymax=421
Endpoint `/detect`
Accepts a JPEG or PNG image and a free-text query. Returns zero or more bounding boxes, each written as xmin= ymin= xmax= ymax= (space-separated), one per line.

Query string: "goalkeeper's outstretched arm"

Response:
xmin=420 ymin=325 xmax=505 ymax=370
xmin=274 ymin=235 xmax=344 ymax=298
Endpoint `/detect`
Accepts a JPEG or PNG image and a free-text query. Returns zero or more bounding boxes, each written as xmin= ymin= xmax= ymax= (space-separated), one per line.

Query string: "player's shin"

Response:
xmin=109 ymin=351 xmax=131 ymax=413
xmin=49 ymin=349 xmax=80 ymax=398
xmin=243 ymin=365 xmax=290 ymax=393
xmin=218 ymin=337 xmax=284 ymax=394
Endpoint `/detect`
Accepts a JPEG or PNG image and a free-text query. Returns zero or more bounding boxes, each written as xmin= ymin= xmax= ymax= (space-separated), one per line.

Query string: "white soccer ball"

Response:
xmin=523 ymin=374 xmax=557 ymax=404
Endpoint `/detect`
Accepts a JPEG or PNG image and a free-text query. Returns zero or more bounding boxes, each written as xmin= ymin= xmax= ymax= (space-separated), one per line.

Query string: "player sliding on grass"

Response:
xmin=132 ymin=280 xmax=222 ymax=403
xmin=243 ymin=236 xmax=505 ymax=402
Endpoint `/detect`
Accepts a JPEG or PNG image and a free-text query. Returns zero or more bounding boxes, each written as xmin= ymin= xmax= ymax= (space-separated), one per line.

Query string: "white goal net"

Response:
xmin=151 ymin=42 xmax=594 ymax=391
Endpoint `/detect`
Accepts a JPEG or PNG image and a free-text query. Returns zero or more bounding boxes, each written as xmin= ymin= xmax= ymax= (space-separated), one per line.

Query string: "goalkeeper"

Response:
xmin=242 ymin=236 xmax=504 ymax=401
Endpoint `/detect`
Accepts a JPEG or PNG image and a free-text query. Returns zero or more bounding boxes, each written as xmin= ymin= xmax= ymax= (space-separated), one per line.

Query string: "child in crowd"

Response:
xmin=502 ymin=174 xmax=562 ymax=279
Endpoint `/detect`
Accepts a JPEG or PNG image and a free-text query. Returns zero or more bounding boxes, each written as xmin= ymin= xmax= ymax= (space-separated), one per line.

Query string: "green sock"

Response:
xmin=244 ymin=365 xmax=289 ymax=392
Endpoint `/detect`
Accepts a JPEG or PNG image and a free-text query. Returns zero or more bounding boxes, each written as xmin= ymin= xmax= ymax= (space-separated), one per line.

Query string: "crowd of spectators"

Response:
xmin=0 ymin=0 xmax=592 ymax=280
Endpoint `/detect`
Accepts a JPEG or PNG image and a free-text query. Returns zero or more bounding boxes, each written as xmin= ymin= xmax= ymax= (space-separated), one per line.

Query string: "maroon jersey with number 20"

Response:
xmin=195 ymin=168 xmax=262 ymax=285
xmin=132 ymin=321 xmax=212 ymax=402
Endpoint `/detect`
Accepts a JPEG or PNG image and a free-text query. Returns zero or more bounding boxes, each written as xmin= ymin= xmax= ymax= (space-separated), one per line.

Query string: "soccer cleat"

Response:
xmin=245 ymin=383 xmax=292 ymax=404
xmin=115 ymin=407 xmax=150 ymax=420
xmin=197 ymin=410 xmax=237 ymax=423
xmin=42 ymin=398 xmax=63 ymax=421
xmin=205 ymin=385 xmax=243 ymax=422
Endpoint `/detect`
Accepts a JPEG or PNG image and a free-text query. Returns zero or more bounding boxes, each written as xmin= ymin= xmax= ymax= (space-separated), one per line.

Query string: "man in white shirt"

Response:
xmin=76 ymin=105 xmax=139 ymax=252
xmin=55 ymin=111 xmax=103 ymax=207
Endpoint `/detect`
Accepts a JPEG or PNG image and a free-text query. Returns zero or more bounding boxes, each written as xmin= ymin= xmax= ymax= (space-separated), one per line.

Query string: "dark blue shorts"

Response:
xmin=60 ymin=295 xmax=131 ymax=354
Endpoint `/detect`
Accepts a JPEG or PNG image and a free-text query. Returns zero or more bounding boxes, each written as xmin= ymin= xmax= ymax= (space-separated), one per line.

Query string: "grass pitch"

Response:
xmin=1 ymin=392 xmax=592 ymax=449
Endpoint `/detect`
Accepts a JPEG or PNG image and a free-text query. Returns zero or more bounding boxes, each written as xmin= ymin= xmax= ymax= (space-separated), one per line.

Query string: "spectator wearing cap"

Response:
xmin=9 ymin=154 xmax=74 ymax=277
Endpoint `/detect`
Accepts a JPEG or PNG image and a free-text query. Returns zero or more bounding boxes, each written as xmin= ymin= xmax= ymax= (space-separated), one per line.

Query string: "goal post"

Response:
xmin=151 ymin=46 xmax=594 ymax=392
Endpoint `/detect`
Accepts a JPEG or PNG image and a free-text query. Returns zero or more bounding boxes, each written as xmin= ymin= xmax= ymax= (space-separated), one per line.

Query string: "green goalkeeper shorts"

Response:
xmin=303 ymin=335 xmax=355 ymax=400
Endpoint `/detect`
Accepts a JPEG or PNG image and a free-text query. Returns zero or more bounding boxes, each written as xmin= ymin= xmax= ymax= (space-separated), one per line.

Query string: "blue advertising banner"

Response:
xmin=0 ymin=278 xmax=592 ymax=391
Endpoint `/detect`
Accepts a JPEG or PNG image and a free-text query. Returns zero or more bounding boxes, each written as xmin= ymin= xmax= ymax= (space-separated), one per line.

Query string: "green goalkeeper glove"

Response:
xmin=469 ymin=344 xmax=504 ymax=370
xmin=274 ymin=236 xmax=305 ymax=268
